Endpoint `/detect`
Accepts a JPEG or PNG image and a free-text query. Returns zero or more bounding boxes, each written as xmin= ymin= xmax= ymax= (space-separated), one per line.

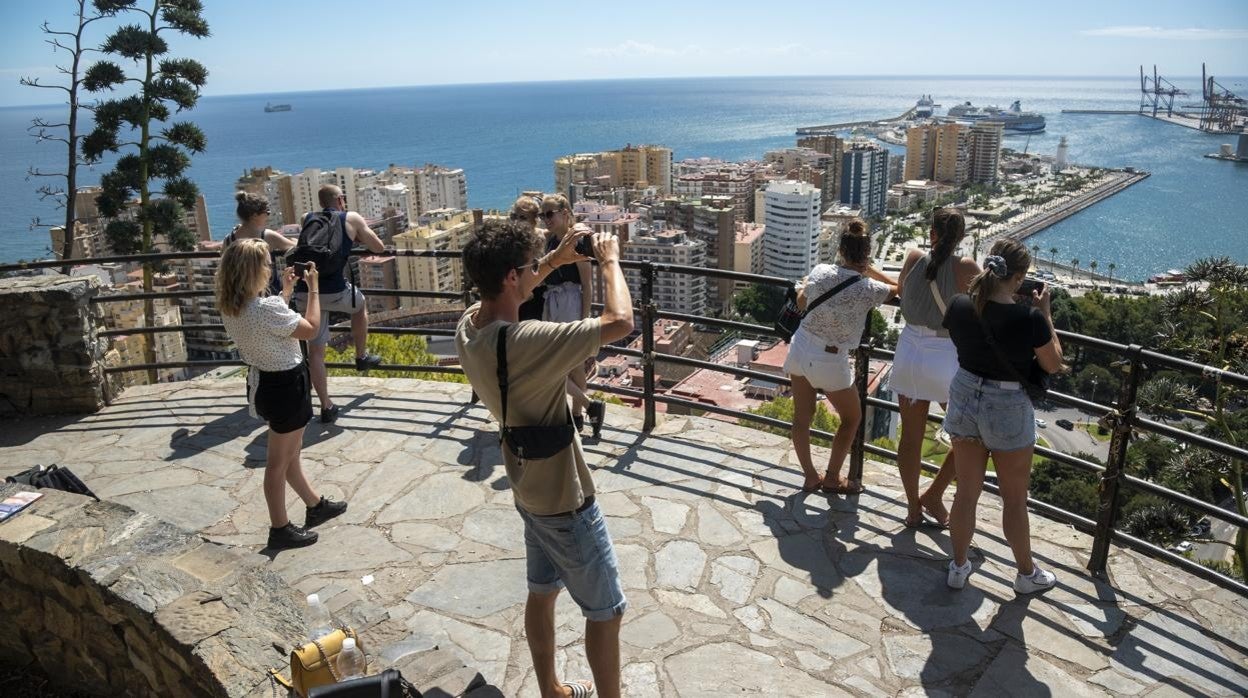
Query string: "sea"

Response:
xmin=2 ymin=75 xmax=1246 ymax=281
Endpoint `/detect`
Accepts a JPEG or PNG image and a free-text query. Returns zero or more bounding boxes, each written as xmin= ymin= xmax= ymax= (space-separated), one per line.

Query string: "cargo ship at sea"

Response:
xmin=264 ymin=102 xmax=292 ymax=113
xmin=944 ymin=100 xmax=1045 ymax=133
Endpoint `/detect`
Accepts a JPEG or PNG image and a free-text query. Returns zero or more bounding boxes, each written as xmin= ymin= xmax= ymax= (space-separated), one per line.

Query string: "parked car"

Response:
xmin=1056 ymin=418 xmax=1074 ymax=431
xmin=1172 ymin=541 xmax=1193 ymax=553
xmin=1034 ymin=418 xmax=1047 ymax=428
xmin=1193 ymin=518 xmax=1212 ymax=536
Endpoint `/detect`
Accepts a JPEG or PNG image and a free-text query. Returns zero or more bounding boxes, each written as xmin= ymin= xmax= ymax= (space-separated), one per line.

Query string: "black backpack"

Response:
xmin=288 ymin=210 xmax=349 ymax=279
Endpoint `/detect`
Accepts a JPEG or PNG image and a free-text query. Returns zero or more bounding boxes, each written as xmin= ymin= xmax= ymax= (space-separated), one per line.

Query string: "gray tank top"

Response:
xmin=900 ymin=253 xmax=959 ymax=336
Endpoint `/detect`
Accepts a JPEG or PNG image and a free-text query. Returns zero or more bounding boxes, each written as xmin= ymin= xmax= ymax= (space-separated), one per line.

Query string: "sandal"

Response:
xmin=562 ymin=680 xmax=595 ymax=697
xmin=800 ymin=480 xmax=822 ymax=493
xmin=905 ymin=513 xmax=948 ymax=530
xmin=819 ymin=478 xmax=863 ymax=495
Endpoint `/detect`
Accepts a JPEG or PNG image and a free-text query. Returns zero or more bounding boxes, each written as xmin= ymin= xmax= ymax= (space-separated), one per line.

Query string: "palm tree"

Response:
xmin=1089 ymin=260 xmax=1098 ymax=285
xmin=1108 ymin=262 xmax=1117 ymax=285
xmin=1071 ymin=258 xmax=1080 ymax=283
xmin=1049 ymin=247 xmax=1059 ymax=268
xmin=1031 ymin=244 xmax=1041 ymax=270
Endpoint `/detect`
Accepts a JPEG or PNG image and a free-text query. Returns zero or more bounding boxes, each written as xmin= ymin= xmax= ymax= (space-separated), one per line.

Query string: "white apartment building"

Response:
xmin=762 ymin=180 xmax=822 ymax=280
xmin=358 ymin=182 xmax=414 ymax=222
xmin=622 ymin=229 xmax=706 ymax=316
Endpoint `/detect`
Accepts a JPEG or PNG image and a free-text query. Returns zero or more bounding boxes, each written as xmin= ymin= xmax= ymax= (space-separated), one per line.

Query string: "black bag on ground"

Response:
xmin=5 ymin=464 xmax=99 ymax=500
xmin=307 ymin=669 xmax=421 ymax=697
xmin=288 ymin=210 xmax=349 ymax=279
xmin=496 ymin=324 xmax=576 ymax=460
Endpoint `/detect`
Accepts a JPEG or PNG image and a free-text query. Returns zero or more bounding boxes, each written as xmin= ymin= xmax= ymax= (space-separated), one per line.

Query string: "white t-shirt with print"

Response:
xmin=798 ymin=264 xmax=891 ymax=347
xmin=221 ymin=296 xmax=303 ymax=371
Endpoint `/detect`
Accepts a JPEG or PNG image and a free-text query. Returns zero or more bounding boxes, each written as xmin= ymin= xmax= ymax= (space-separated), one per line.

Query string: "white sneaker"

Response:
xmin=947 ymin=559 xmax=973 ymax=589
xmin=1014 ymin=566 xmax=1057 ymax=594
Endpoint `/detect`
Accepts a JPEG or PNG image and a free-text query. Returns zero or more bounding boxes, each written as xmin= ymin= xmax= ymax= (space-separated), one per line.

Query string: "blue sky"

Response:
xmin=1 ymin=0 xmax=1245 ymax=106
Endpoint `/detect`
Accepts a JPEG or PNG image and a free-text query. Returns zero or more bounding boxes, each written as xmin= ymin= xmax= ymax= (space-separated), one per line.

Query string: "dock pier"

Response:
xmin=796 ymin=107 xmax=917 ymax=135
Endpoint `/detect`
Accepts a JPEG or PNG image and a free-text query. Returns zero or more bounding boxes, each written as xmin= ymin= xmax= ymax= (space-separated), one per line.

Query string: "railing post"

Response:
xmin=848 ymin=341 xmax=870 ymax=485
xmin=1088 ymin=344 xmax=1143 ymax=576
xmin=641 ymin=261 xmax=657 ymax=432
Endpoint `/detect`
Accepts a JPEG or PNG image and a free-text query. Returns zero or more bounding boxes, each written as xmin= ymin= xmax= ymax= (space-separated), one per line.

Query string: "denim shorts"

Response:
xmin=516 ymin=499 xmax=627 ymax=622
xmin=942 ymin=368 xmax=1036 ymax=452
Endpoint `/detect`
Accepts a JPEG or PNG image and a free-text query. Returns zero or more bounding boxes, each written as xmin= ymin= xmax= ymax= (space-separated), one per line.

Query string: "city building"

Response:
xmin=572 ymin=201 xmax=642 ymax=243
xmin=889 ymin=154 xmax=906 ymax=185
xmin=173 ymin=239 xmax=237 ymax=361
xmin=555 ymin=145 xmax=672 ymax=199
xmin=968 ymin=121 xmax=1004 ymax=186
xmin=839 ymin=141 xmax=889 ymax=220
xmin=392 ymin=209 xmax=479 ymax=306
xmin=762 ymin=180 xmax=821 ymax=280
xmin=54 ymin=187 xmax=212 ymax=260
xmin=1055 ymin=136 xmax=1070 ymax=171
xmin=733 ymin=222 xmax=765 ymax=291
xmin=659 ymin=196 xmax=738 ymax=314
xmin=358 ymin=256 xmax=399 ymax=313
xmin=100 ymin=271 xmax=188 ymax=386
xmin=241 ymin=163 xmax=467 ymax=224
xmin=905 ymin=122 xmax=969 ymax=185
xmin=622 ymin=228 xmax=706 ymax=316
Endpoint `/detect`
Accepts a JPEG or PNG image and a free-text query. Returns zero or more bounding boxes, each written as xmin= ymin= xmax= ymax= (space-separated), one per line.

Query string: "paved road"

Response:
xmin=1194 ymin=498 xmax=1238 ymax=564
xmin=1034 ymin=405 xmax=1109 ymax=462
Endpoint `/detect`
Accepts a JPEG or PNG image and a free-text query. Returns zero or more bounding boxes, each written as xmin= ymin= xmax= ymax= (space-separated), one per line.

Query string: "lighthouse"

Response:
xmin=1055 ymin=136 xmax=1069 ymax=171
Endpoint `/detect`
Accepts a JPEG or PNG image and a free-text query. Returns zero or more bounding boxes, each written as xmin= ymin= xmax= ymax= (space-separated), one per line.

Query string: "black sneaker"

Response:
xmin=355 ymin=353 xmax=383 ymax=372
xmin=305 ymin=496 xmax=348 ymax=528
xmin=267 ymin=523 xmax=318 ymax=550
xmin=587 ymin=400 xmax=606 ymax=439
xmin=320 ymin=404 xmax=340 ymax=424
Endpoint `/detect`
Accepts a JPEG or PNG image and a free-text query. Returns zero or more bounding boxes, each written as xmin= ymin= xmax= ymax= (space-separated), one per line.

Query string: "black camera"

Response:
xmin=575 ymin=234 xmax=595 ymax=259
xmin=291 ymin=261 xmax=312 ymax=279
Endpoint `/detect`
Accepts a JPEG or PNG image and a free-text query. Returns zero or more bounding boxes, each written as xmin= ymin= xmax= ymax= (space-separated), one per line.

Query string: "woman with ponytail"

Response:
xmin=940 ymin=239 xmax=1064 ymax=593
xmin=784 ymin=219 xmax=898 ymax=494
xmin=890 ymin=208 xmax=980 ymax=528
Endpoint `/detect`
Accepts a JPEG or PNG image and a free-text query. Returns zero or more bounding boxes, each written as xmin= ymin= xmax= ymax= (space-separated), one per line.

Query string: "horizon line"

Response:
xmin=5 ymin=71 xmax=1243 ymax=109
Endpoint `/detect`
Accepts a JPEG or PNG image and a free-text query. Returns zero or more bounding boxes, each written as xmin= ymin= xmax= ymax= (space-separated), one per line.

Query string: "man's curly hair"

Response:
xmin=462 ymin=219 xmax=543 ymax=300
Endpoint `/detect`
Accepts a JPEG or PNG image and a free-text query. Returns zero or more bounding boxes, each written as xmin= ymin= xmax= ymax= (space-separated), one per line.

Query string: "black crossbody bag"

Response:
xmin=774 ymin=274 xmax=862 ymax=342
xmin=496 ymin=324 xmax=577 ymax=460
xmin=975 ymin=311 xmax=1050 ymax=403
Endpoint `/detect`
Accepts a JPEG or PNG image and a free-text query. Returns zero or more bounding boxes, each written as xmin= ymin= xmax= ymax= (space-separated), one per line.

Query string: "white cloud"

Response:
xmin=584 ymin=40 xmax=705 ymax=58
xmin=1080 ymin=26 xmax=1248 ymax=40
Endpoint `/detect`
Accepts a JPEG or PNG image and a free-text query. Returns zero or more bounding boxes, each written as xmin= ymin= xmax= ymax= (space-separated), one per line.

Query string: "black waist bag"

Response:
xmin=308 ymin=669 xmax=421 ymax=697
xmin=497 ymin=324 xmax=576 ymax=461
xmin=6 ymin=464 xmax=99 ymax=501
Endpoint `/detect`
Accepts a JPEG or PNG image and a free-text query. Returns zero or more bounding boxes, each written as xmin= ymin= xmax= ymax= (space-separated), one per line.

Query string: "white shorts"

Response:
xmin=783 ymin=327 xmax=854 ymax=393
xmin=889 ymin=324 xmax=958 ymax=404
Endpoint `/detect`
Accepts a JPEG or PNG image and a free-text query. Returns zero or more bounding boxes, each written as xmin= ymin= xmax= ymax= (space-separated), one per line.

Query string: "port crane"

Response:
xmin=1199 ymin=63 xmax=1248 ymax=134
xmin=1139 ymin=65 xmax=1187 ymax=118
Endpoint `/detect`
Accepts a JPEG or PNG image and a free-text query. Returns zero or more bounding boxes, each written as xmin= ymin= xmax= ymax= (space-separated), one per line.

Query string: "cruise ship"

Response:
xmin=944 ymin=100 xmax=1046 ymax=133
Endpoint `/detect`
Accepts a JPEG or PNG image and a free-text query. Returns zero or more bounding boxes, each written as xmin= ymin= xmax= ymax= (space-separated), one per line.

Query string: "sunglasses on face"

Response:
xmin=539 ymin=209 xmax=563 ymax=221
xmin=515 ymin=258 xmax=540 ymax=275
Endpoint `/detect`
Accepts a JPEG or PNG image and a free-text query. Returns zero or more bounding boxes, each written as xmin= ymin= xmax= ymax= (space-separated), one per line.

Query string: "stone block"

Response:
xmin=155 ymin=591 xmax=242 ymax=647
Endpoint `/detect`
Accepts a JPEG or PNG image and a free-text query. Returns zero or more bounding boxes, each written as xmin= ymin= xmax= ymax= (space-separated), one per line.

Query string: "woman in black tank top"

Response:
xmin=225 ymin=192 xmax=294 ymax=295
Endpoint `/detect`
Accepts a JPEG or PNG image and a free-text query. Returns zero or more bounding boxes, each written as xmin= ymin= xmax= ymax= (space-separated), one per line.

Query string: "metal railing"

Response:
xmin=3 ymin=249 xmax=1245 ymax=595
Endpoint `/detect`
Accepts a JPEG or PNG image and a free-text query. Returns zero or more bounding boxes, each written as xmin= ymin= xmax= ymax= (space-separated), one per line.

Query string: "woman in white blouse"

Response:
xmin=785 ymin=220 xmax=898 ymax=494
xmin=216 ymin=239 xmax=347 ymax=550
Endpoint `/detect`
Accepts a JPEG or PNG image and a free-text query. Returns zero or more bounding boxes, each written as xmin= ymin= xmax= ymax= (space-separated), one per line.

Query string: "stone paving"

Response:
xmin=2 ymin=376 xmax=1247 ymax=697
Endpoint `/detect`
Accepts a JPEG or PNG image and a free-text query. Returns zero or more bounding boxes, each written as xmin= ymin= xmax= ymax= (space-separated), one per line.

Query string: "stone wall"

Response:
xmin=0 ymin=484 xmax=303 ymax=697
xmin=0 ymin=275 xmax=114 ymax=416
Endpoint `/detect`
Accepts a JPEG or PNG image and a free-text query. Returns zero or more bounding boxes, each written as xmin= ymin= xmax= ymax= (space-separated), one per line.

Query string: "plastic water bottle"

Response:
xmin=336 ymin=637 xmax=365 ymax=681
xmin=305 ymin=593 xmax=333 ymax=641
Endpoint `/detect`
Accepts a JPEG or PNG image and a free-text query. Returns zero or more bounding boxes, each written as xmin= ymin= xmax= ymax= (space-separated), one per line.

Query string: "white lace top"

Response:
xmin=798 ymin=264 xmax=892 ymax=346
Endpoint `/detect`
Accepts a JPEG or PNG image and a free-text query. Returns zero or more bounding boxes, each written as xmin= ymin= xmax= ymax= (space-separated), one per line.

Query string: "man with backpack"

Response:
xmin=290 ymin=184 xmax=387 ymax=423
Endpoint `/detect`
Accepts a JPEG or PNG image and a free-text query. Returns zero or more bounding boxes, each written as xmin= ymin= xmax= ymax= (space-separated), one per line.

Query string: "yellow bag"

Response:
xmin=289 ymin=628 xmax=361 ymax=698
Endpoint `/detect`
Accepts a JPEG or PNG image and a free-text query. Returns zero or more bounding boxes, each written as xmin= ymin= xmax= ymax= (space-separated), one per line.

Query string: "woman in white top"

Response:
xmin=891 ymin=208 xmax=981 ymax=528
xmin=216 ymin=239 xmax=346 ymax=550
xmin=784 ymin=220 xmax=898 ymax=494
xmin=224 ymin=192 xmax=294 ymax=295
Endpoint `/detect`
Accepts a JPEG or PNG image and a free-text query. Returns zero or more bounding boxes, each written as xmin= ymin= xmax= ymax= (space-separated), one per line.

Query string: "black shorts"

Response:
xmin=253 ymin=362 xmax=312 ymax=434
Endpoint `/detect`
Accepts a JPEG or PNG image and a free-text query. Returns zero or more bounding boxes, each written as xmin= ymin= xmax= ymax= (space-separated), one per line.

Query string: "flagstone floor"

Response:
xmin=3 ymin=377 xmax=1245 ymax=696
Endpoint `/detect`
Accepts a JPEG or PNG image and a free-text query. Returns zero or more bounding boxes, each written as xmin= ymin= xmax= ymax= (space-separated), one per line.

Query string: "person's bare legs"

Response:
xmin=526 ymin=590 xmax=563 ymax=698
xmin=949 ymin=438 xmax=990 ymax=567
xmin=920 ymin=405 xmax=958 ymax=524
xmin=350 ymin=303 xmax=369 ymax=359
xmin=821 ymin=386 xmax=861 ymax=489
xmin=584 ymin=615 xmax=622 ymax=698
xmin=789 ymin=374 xmax=821 ymax=490
xmin=307 ymin=343 xmax=332 ymax=410
xmin=264 ymin=427 xmax=304 ymax=527
xmin=283 ymin=439 xmax=320 ymax=509
xmin=993 ymin=446 xmax=1037 ymax=575
xmin=897 ymin=395 xmax=931 ymax=520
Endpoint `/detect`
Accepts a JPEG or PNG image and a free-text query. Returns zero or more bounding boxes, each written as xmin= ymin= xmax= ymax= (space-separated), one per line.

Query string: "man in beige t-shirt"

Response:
xmin=456 ymin=219 xmax=634 ymax=698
